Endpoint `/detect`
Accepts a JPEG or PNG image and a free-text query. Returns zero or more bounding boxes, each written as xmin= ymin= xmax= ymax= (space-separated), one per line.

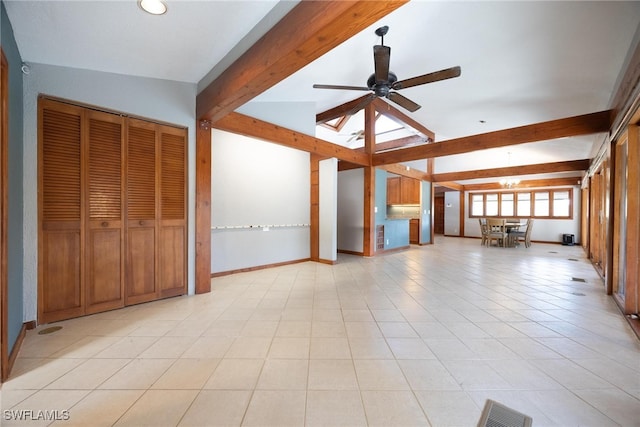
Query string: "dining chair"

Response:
xmin=478 ymin=218 xmax=489 ymax=246
xmin=486 ymin=218 xmax=507 ymax=247
xmin=511 ymin=219 xmax=534 ymax=248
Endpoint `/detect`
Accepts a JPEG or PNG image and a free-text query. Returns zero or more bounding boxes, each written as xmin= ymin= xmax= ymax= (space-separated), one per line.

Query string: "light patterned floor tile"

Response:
xmin=6 ymin=237 xmax=639 ymax=426
xmin=354 ymin=359 xmax=410 ymax=390
xmin=242 ymin=390 xmax=306 ymax=426
xmin=360 ymin=390 xmax=428 ymax=427
xmin=178 ymin=390 xmax=251 ymax=426
xmin=113 ymin=389 xmax=197 ymax=427
xmin=306 ymin=390 xmax=367 ymax=427
xmin=50 ymin=390 xmax=143 ymax=427
xmin=308 ymin=359 xmax=359 ymax=390
xmin=152 ymin=358 xmax=220 ymax=389
xmin=203 ymin=359 xmax=264 ymax=390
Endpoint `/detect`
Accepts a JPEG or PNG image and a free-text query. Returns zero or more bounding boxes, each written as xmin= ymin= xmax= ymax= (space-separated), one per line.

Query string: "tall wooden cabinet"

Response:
xmin=38 ymin=98 xmax=187 ymax=324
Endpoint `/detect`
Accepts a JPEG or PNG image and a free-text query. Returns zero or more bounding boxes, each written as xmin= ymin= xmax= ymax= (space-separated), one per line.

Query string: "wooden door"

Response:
xmin=434 ymin=195 xmax=445 ymax=234
xmin=85 ymin=111 xmax=124 ymax=314
xmin=590 ymin=167 xmax=607 ymax=277
xmin=612 ymin=126 xmax=639 ymax=314
xmin=39 ymin=101 xmax=85 ymax=323
xmin=158 ymin=127 xmax=187 ymax=298
xmin=126 ymin=119 xmax=157 ymax=305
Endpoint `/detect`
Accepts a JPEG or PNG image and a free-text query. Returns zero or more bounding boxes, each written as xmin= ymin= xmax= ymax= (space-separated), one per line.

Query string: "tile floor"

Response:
xmin=1 ymin=237 xmax=639 ymax=426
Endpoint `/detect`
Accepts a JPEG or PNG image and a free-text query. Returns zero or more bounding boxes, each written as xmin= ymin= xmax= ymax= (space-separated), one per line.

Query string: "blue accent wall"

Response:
xmin=375 ymin=168 xmax=409 ymax=251
xmin=1 ymin=0 xmax=25 ymax=353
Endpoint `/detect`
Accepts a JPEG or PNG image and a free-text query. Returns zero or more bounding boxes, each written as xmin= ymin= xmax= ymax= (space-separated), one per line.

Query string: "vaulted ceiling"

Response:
xmin=5 ymin=0 xmax=640 ymax=188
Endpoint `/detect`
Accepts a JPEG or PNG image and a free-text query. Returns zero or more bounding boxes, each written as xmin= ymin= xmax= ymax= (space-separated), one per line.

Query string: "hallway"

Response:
xmin=2 ymin=237 xmax=639 ymax=426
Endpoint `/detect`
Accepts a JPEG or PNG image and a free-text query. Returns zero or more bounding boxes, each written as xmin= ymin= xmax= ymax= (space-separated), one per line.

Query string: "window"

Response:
xmin=486 ymin=193 xmax=498 ymax=216
xmin=471 ymin=194 xmax=484 ymax=216
xmin=516 ymin=192 xmax=531 ymax=217
xmin=501 ymin=193 xmax=514 ymax=217
xmin=553 ymin=190 xmax=571 ymax=217
xmin=469 ymin=188 xmax=573 ymax=219
xmin=534 ymin=191 xmax=549 ymax=216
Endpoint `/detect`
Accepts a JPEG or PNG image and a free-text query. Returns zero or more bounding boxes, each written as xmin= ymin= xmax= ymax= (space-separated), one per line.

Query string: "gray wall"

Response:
xmin=1 ymin=0 xmax=24 ymax=353
xmin=337 ymin=168 xmax=364 ymax=253
xmin=444 ymin=191 xmax=461 ymax=236
xmin=22 ymin=62 xmax=197 ymax=322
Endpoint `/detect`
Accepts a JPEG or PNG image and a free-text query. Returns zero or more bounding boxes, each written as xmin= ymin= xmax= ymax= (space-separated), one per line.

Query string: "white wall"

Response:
xmin=337 ymin=169 xmax=364 ymax=253
xmin=23 ymin=63 xmax=196 ymax=322
xmin=210 ymin=130 xmax=310 ymax=273
xmin=210 ymin=101 xmax=328 ymax=273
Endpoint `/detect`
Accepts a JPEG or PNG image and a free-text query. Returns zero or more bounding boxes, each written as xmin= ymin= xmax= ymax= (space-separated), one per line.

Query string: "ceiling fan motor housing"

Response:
xmin=367 ymin=71 xmax=397 ymax=97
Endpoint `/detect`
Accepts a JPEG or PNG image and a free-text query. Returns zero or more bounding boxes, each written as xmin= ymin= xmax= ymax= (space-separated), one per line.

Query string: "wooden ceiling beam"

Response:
xmin=197 ymin=1 xmax=408 ymax=122
xmin=463 ymin=177 xmax=582 ymax=191
xmin=372 ymin=110 xmax=613 ymax=166
xmin=316 ymin=94 xmax=374 ymax=124
xmin=432 ymin=159 xmax=591 ymax=182
xmin=372 ymin=98 xmax=435 ymax=140
xmin=352 ymin=135 xmax=425 ymax=153
xmin=379 ymin=164 xmax=431 ymax=181
xmin=213 ymin=112 xmax=371 ymax=166
xmin=436 ymin=181 xmax=465 ymax=191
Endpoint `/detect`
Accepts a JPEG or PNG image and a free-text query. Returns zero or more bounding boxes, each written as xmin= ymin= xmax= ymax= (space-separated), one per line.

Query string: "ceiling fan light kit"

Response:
xmin=313 ymin=26 xmax=461 ymax=113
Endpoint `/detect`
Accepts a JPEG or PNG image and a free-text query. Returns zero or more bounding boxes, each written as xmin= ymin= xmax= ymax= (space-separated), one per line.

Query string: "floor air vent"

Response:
xmin=477 ymin=399 xmax=532 ymax=427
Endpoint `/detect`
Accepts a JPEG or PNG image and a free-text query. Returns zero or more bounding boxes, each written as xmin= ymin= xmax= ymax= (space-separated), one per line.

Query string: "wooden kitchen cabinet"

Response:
xmin=387 ymin=176 xmax=421 ymax=205
xmin=387 ymin=177 xmax=401 ymax=205
xmin=410 ymin=219 xmax=420 ymax=244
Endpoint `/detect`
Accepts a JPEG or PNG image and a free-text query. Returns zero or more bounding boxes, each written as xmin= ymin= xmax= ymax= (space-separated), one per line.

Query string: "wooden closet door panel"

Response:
xmin=41 ymin=227 xmax=82 ymax=322
xmin=126 ymin=226 xmax=156 ymax=304
xmin=86 ymin=111 xmax=124 ymax=313
xmin=86 ymin=228 xmax=121 ymax=311
xmin=158 ymin=127 xmax=187 ymax=297
xmin=39 ymin=102 xmax=84 ymax=323
xmin=126 ymin=119 xmax=157 ymax=304
xmin=159 ymin=225 xmax=185 ymax=297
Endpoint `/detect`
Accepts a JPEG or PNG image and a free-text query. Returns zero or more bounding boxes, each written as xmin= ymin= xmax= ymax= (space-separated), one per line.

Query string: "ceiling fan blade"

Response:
xmin=313 ymin=84 xmax=370 ymax=91
xmin=373 ymin=45 xmax=391 ymax=83
xmin=387 ymin=92 xmax=421 ymax=112
xmin=392 ymin=66 xmax=461 ymax=90
xmin=351 ymin=93 xmax=376 ymax=112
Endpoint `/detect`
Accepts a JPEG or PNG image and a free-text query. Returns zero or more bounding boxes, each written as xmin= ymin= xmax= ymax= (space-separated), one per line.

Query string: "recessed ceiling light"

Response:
xmin=139 ymin=0 xmax=167 ymax=15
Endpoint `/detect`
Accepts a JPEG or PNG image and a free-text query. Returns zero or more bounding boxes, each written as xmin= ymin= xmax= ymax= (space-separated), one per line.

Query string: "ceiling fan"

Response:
xmin=313 ymin=26 xmax=461 ymax=113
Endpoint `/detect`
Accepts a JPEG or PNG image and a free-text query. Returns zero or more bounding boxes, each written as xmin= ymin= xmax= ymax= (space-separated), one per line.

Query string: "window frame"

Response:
xmin=468 ymin=188 xmax=573 ymax=219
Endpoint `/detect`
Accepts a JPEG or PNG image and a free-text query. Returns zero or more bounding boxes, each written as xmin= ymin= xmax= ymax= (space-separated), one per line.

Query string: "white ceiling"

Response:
xmin=5 ymin=0 xmax=640 ymax=184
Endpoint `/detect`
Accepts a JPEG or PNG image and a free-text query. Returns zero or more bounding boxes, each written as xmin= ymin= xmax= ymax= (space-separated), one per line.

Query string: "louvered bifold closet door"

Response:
xmin=39 ymin=100 xmax=85 ymax=323
xmin=85 ymin=110 xmax=125 ymax=314
xmin=126 ymin=118 xmax=158 ymax=305
xmin=158 ymin=126 xmax=187 ymax=298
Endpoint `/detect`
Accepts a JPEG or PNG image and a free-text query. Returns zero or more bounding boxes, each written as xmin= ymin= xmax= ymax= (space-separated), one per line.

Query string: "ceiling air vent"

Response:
xmin=477 ymin=399 xmax=532 ymax=427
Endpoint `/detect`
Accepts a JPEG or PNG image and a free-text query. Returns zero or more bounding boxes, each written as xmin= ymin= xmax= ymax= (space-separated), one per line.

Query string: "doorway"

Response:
xmin=434 ymin=194 xmax=445 ymax=234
